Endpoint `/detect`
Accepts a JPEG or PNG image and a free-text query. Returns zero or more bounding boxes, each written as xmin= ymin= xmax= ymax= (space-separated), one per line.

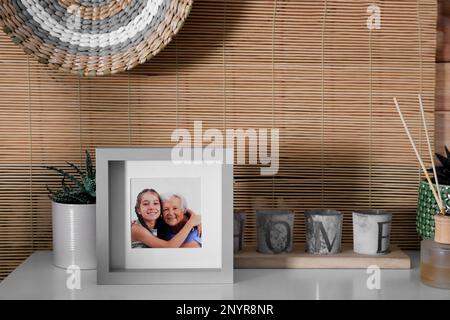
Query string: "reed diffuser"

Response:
xmin=393 ymin=96 xmax=445 ymax=216
xmin=394 ymin=95 xmax=450 ymax=289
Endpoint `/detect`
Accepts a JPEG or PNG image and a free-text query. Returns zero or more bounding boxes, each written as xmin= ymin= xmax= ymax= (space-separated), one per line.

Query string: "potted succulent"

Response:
xmin=45 ymin=150 xmax=96 ymax=269
xmin=416 ymin=146 xmax=450 ymax=240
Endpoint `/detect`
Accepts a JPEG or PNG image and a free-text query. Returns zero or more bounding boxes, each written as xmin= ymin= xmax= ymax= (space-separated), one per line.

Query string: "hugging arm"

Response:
xmin=185 ymin=208 xmax=202 ymax=237
xmin=181 ymin=210 xmax=202 ymax=248
xmin=181 ymin=241 xmax=201 ymax=248
xmin=131 ymin=214 xmax=201 ymax=248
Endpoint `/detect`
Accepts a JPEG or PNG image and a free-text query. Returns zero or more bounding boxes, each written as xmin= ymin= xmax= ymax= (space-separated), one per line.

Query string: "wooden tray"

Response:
xmin=234 ymin=245 xmax=411 ymax=269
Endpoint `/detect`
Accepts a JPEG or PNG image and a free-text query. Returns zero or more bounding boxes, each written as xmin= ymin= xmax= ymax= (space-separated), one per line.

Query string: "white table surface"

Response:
xmin=0 ymin=251 xmax=448 ymax=300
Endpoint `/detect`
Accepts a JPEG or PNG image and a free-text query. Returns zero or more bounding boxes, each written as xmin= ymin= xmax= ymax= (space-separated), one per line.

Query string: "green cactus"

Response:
xmin=45 ymin=150 xmax=96 ymax=204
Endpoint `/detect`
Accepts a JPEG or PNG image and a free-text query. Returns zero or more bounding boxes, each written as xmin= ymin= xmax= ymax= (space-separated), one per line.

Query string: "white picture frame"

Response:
xmin=96 ymin=148 xmax=233 ymax=284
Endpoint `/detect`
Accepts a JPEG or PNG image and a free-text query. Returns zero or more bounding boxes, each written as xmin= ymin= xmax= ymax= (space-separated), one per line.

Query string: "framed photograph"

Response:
xmin=96 ymin=148 xmax=233 ymax=284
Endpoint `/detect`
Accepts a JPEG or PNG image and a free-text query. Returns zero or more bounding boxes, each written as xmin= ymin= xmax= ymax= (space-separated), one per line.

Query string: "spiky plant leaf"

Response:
xmin=61 ymin=177 xmax=73 ymax=194
xmin=45 ymin=166 xmax=84 ymax=190
xmin=83 ymin=178 xmax=96 ymax=197
xmin=436 ymin=153 xmax=450 ymax=169
xmin=429 ymin=146 xmax=450 ymax=185
xmin=66 ymin=161 xmax=85 ymax=178
xmin=445 ymin=146 xmax=450 ymax=159
xmin=85 ymin=150 xmax=94 ymax=181
xmin=44 ymin=150 xmax=96 ymax=205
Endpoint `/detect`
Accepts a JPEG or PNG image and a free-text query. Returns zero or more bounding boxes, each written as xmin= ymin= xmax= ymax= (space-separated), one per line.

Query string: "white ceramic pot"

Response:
xmin=353 ymin=209 xmax=392 ymax=255
xmin=52 ymin=202 xmax=96 ymax=269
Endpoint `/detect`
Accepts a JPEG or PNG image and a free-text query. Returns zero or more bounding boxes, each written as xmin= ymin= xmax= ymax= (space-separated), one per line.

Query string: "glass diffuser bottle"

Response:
xmin=420 ymin=239 xmax=450 ymax=289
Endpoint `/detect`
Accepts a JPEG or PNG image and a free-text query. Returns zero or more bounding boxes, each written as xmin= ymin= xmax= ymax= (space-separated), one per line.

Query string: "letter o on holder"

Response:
xmin=256 ymin=209 xmax=294 ymax=254
xmin=265 ymin=221 xmax=291 ymax=254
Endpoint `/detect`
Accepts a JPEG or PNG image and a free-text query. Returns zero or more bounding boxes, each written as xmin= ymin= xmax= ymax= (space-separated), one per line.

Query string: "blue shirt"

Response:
xmin=166 ymin=228 xmax=202 ymax=246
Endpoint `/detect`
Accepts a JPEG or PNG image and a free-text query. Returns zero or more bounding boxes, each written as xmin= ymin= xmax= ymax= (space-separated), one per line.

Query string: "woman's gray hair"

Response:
xmin=161 ymin=192 xmax=188 ymax=211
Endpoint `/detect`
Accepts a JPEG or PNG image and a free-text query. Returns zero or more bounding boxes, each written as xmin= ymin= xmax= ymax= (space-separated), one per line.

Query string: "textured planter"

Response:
xmin=305 ymin=209 xmax=342 ymax=255
xmin=416 ymin=180 xmax=450 ymax=240
xmin=52 ymin=202 xmax=96 ymax=269
xmin=256 ymin=209 xmax=294 ymax=254
xmin=435 ymin=214 xmax=450 ymax=245
xmin=234 ymin=209 xmax=246 ymax=253
xmin=353 ymin=209 xmax=392 ymax=255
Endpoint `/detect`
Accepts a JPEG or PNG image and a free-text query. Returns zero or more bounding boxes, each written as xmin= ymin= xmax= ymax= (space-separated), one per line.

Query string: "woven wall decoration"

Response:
xmin=0 ymin=0 xmax=193 ymax=76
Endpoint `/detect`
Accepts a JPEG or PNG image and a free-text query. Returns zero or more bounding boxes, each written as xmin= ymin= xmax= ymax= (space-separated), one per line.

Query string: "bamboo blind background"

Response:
xmin=0 ymin=0 xmax=437 ymax=280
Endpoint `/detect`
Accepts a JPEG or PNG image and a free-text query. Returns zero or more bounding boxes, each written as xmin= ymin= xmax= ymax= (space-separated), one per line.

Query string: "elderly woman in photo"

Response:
xmin=161 ymin=193 xmax=202 ymax=248
xmin=131 ymin=188 xmax=201 ymax=248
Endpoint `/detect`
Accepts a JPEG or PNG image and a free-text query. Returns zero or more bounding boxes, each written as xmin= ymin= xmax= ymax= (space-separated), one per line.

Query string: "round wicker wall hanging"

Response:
xmin=0 ymin=0 xmax=193 ymax=76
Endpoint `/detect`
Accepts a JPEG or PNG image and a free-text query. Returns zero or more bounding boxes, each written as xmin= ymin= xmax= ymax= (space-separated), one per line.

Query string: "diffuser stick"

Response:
xmin=393 ymin=97 xmax=444 ymax=213
xmin=418 ymin=94 xmax=444 ymax=214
